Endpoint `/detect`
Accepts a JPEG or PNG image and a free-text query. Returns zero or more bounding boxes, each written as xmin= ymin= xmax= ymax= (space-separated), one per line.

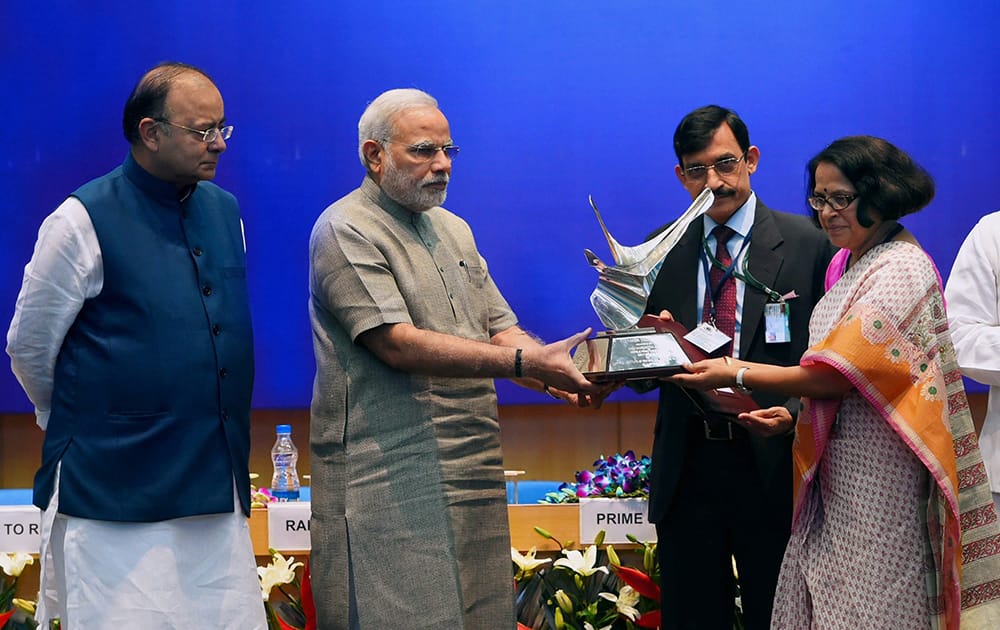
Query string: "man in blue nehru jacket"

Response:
xmin=6 ymin=62 xmax=265 ymax=629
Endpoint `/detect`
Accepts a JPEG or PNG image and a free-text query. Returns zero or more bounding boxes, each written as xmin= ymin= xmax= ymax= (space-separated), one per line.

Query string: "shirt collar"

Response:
xmin=702 ymin=190 xmax=757 ymax=238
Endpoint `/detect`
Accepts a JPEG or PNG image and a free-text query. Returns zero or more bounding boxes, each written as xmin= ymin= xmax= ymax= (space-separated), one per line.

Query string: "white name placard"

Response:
xmin=578 ymin=498 xmax=656 ymax=545
xmin=0 ymin=505 xmax=42 ymax=553
xmin=266 ymin=501 xmax=313 ymax=551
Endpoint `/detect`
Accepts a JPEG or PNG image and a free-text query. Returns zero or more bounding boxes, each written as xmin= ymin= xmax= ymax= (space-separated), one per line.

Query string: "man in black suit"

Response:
xmin=645 ymin=105 xmax=835 ymax=629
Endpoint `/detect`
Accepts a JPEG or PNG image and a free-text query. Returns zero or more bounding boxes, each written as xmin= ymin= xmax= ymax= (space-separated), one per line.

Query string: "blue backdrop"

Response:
xmin=2 ymin=1 xmax=998 ymax=411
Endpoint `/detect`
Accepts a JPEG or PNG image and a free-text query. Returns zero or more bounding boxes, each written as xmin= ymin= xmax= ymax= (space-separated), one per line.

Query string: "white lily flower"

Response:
xmin=584 ymin=622 xmax=613 ymax=630
xmin=257 ymin=551 xmax=303 ymax=600
xmin=553 ymin=545 xmax=609 ymax=577
xmin=599 ymin=584 xmax=640 ymax=620
xmin=257 ymin=564 xmax=281 ymax=601
xmin=511 ymin=546 xmax=551 ymax=580
xmin=0 ymin=552 xmax=34 ymax=577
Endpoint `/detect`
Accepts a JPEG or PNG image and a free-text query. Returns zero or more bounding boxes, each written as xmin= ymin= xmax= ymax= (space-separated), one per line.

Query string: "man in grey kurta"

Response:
xmin=308 ymin=88 xmax=603 ymax=629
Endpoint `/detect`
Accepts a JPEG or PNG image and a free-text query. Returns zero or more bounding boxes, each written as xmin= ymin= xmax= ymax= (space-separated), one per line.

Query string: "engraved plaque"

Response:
xmin=572 ymin=328 xmax=691 ymax=381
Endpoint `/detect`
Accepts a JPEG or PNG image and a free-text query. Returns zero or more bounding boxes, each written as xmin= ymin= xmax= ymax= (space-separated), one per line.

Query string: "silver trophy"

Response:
xmin=573 ymin=188 xmax=715 ymax=381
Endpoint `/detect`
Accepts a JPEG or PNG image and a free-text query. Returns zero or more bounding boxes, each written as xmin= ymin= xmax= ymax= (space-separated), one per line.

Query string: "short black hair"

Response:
xmin=673 ymin=105 xmax=750 ymax=166
xmin=122 ymin=61 xmax=213 ymax=144
xmin=807 ymin=136 xmax=935 ymax=227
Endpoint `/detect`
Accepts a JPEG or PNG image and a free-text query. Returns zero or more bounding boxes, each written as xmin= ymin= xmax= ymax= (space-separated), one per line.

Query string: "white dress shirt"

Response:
xmin=697 ymin=191 xmax=757 ymax=358
xmin=7 ymin=197 xmax=101 ymax=430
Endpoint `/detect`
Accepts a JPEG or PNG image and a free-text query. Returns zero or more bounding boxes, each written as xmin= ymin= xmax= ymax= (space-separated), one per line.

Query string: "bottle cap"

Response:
xmin=276 ymin=424 xmax=292 ymax=434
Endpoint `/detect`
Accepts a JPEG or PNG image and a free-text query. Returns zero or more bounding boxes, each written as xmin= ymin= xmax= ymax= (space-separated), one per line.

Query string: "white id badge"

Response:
xmin=685 ymin=322 xmax=731 ymax=354
xmin=764 ymin=301 xmax=791 ymax=343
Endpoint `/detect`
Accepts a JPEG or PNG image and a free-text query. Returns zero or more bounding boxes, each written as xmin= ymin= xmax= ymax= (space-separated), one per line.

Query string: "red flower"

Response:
xmin=517 ymin=624 xmax=533 ymax=630
xmin=0 ymin=609 xmax=16 ymax=627
xmin=301 ymin=559 xmax=316 ymax=630
xmin=635 ymin=609 xmax=661 ymax=629
xmin=615 ymin=565 xmax=658 ymax=600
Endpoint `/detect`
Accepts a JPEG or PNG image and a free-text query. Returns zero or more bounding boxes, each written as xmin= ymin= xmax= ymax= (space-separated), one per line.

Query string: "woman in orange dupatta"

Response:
xmin=671 ymin=136 xmax=1000 ymax=629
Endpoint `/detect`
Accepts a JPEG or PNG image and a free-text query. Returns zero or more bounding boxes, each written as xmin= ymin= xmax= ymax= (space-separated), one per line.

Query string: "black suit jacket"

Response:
xmin=645 ymin=199 xmax=835 ymax=523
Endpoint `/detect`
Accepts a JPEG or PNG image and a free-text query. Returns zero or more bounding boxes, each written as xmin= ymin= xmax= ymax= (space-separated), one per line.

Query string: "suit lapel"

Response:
xmin=740 ymin=201 xmax=784 ymax=357
xmin=650 ymin=203 xmax=789 ymax=351
xmin=667 ymin=221 xmax=704 ymax=329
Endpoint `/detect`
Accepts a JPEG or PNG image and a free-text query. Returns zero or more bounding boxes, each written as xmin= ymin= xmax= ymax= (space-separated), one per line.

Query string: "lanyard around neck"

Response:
xmin=700 ymin=226 xmax=753 ymax=308
xmin=700 ymin=225 xmax=785 ymax=304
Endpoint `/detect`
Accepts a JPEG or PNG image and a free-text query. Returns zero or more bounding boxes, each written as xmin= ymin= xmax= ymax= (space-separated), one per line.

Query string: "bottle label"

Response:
xmin=273 ymin=453 xmax=295 ymax=467
xmin=272 ymin=448 xmax=300 ymax=500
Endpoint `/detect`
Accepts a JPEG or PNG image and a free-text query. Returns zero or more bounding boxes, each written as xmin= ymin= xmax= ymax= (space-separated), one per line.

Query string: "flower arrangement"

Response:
xmin=513 ymin=529 xmax=660 ymax=630
xmin=258 ymin=549 xmax=315 ymax=630
xmin=1 ymin=552 xmax=40 ymax=630
xmin=250 ymin=473 xmax=277 ymax=508
xmin=542 ymin=452 xmax=651 ymax=503
xmin=521 ymin=448 xmax=745 ymax=629
xmin=252 ymin=474 xmax=316 ymax=629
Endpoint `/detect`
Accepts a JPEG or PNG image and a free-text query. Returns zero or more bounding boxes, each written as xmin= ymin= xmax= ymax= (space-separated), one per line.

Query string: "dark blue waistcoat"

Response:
xmin=34 ymin=153 xmax=255 ymax=521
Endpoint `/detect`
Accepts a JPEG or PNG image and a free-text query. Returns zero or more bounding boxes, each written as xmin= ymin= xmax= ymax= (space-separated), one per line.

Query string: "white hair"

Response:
xmin=358 ymin=88 xmax=439 ymax=169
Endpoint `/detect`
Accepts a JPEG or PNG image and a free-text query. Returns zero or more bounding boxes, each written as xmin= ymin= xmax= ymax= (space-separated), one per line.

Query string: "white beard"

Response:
xmin=380 ymin=154 xmax=448 ymax=212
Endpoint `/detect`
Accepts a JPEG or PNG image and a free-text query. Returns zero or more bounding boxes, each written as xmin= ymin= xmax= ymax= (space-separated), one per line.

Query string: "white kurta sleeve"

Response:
xmin=946 ymin=212 xmax=1000 ymax=385
xmin=6 ymin=197 xmax=103 ymax=429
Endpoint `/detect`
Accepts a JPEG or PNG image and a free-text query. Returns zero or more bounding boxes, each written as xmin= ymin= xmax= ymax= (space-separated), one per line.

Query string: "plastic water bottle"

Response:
xmin=270 ymin=424 xmax=300 ymax=501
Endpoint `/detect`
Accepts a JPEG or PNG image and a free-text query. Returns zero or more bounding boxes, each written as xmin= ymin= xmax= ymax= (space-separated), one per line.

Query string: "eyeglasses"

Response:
xmin=156 ymin=119 xmax=234 ymax=144
xmin=807 ymin=193 xmax=858 ymax=212
xmin=682 ymin=153 xmax=746 ymax=181
xmin=385 ymin=141 xmax=460 ymax=162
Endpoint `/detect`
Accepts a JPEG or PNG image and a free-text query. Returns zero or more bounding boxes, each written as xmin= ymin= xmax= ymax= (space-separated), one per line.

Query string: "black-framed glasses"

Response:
xmin=156 ymin=119 xmax=233 ymax=144
xmin=807 ymin=193 xmax=858 ymax=212
xmin=385 ymin=141 xmax=460 ymax=162
xmin=682 ymin=153 xmax=746 ymax=181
